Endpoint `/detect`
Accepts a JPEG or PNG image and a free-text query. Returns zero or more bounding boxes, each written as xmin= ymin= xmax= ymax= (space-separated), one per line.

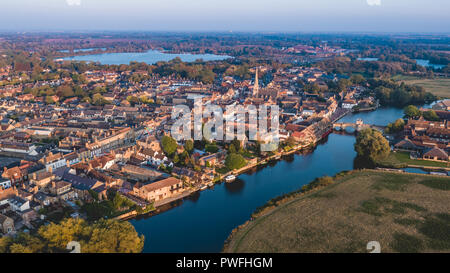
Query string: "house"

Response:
xmin=0 ymin=141 xmax=38 ymax=156
xmin=121 ymin=164 xmax=164 ymax=182
xmin=342 ymin=99 xmax=358 ymax=109
xmin=64 ymin=152 xmax=81 ymax=166
xmin=54 ymin=168 xmax=107 ymax=200
xmin=198 ymin=151 xmax=226 ymax=167
xmin=8 ymin=196 xmax=30 ymax=212
xmin=0 ymin=124 xmax=15 ymax=132
xmin=29 ymin=170 xmax=54 ymax=188
xmin=137 ymin=148 xmax=170 ymax=167
xmin=394 ymin=139 xmax=421 ymax=152
xmin=0 ymin=213 xmax=14 ymax=234
xmin=423 ymin=147 xmax=449 ymax=162
xmin=33 ymin=192 xmax=53 ymax=207
xmin=49 ymin=181 xmax=75 ymax=201
xmin=88 ymin=153 xmax=116 ymax=170
xmin=132 ymin=177 xmax=183 ymax=202
xmin=0 ymin=187 xmax=16 ymax=204
xmin=432 ymin=99 xmax=450 ymax=111
xmin=2 ymin=166 xmax=27 ymax=186
xmin=39 ymin=152 xmax=66 ymax=171
xmin=137 ymin=135 xmax=162 ymax=151
xmin=0 ymin=178 xmax=11 ymax=190
xmin=171 ymin=167 xmax=200 ymax=183
xmin=300 ymin=107 xmax=314 ymax=117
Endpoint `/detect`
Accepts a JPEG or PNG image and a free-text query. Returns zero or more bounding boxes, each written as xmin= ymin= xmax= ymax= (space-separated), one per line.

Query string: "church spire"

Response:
xmin=253 ymin=67 xmax=259 ymax=97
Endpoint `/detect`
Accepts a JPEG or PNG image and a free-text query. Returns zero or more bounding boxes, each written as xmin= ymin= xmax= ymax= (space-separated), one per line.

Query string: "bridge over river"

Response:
xmin=333 ymin=118 xmax=386 ymax=132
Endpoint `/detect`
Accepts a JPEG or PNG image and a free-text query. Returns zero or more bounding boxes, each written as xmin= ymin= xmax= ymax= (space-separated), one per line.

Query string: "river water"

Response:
xmin=130 ymin=106 xmax=410 ymax=253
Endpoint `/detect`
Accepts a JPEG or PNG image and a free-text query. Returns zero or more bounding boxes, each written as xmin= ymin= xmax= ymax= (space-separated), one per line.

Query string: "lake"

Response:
xmin=62 ymin=49 xmax=232 ymax=65
xmin=130 ymin=107 xmax=407 ymax=253
xmin=59 ymin=48 xmax=107 ymax=53
xmin=357 ymin=57 xmax=379 ymax=62
xmin=414 ymin=59 xmax=446 ymax=70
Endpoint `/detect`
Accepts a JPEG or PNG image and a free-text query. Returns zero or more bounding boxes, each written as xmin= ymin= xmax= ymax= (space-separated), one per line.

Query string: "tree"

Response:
xmin=303 ymin=83 xmax=320 ymax=93
xmin=184 ymin=140 xmax=194 ymax=154
xmin=80 ymin=219 xmax=144 ymax=253
xmin=0 ymin=218 xmax=144 ymax=253
xmin=92 ymin=93 xmax=109 ymax=106
xmin=45 ymin=96 xmax=55 ymax=104
xmin=173 ymin=153 xmax=180 ymax=164
xmin=385 ymin=118 xmax=405 ymax=134
xmin=404 ymin=105 xmax=421 ymax=119
xmin=161 ymin=135 xmax=177 ymax=156
xmin=56 ymin=85 xmax=75 ymax=99
xmin=205 ymin=143 xmax=219 ymax=153
xmin=225 ymin=153 xmax=246 ymax=170
xmin=423 ymin=110 xmax=440 ymax=121
xmin=350 ymin=74 xmax=366 ymax=84
xmin=228 ymin=144 xmax=236 ymax=154
xmin=231 ymin=139 xmax=241 ymax=152
xmin=354 ymin=129 xmax=390 ymax=163
xmin=337 ymin=78 xmax=351 ymax=92
xmin=126 ymin=95 xmax=140 ymax=106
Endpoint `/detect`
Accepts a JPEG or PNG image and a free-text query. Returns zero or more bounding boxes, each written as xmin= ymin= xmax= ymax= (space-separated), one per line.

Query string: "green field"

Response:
xmin=392 ymin=75 xmax=450 ymax=98
xmin=223 ymin=170 xmax=450 ymax=253
xmin=378 ymin=151 xmax=450 ymax=169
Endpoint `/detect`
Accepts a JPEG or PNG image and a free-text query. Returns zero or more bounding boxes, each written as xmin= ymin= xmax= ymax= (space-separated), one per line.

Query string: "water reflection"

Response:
xmin=224 ymin=179 xmax=245 ymax=194
xmin=282 ymin=153 xmax=295 ymax=163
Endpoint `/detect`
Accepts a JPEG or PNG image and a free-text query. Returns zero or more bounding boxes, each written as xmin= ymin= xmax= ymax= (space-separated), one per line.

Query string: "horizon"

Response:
xmin=2 ymin=30 xmax=450 ymax=35
xmin=2 ymin=0 xmax=450 ymax=33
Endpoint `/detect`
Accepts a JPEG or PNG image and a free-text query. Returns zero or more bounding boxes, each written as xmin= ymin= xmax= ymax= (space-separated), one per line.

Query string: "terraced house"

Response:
xmin=132 ymin=177 xmax=184 ymax=203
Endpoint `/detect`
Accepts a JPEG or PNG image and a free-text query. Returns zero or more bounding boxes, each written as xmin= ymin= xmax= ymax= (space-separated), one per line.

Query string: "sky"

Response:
xmin=1 ymin=0 xmax=449 ymax=33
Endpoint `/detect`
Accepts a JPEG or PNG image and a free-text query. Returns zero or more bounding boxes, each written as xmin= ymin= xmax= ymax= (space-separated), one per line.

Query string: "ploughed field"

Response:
xmin=223 ymin=170 xmax=450 ymax=253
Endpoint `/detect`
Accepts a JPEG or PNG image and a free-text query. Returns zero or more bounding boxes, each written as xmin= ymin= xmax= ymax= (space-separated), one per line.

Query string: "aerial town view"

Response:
xmin=0 ymin=0 xmax=449 ymax=267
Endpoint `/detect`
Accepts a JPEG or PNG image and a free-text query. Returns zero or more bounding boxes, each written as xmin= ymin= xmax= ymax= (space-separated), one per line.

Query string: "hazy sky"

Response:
xmin=1 ymin=0 xmax=449 ymax=33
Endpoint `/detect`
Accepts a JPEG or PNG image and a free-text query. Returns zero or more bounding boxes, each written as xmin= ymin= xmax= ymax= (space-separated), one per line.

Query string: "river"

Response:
xmin=130 ymin=106 xmax=411 ymax=253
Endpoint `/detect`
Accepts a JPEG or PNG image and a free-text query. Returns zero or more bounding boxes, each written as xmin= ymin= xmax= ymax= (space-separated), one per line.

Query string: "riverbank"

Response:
xmin=120 ymin=144 xmax=315 ymax=222
xmin=377 ymin=151 xmax=450 ymax=171
xmin=223 ymin=169 xmax=450 ymax=253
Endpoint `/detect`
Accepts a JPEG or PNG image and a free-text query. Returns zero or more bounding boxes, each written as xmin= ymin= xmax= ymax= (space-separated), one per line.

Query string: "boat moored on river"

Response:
xmin=224 ymin=175 xmax=236 ymax=182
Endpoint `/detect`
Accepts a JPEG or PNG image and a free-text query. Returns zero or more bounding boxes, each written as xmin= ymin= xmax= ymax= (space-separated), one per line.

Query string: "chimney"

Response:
xmin=33 ymin=172 xmax=37 ymax=180
xmin=48 ymin=166 xmax=53 ymax=173
xmin=66 ymin=160 xmax=70 ymax=167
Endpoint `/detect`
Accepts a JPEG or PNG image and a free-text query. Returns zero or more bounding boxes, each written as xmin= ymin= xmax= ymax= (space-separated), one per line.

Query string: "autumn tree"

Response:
xmin=184 ymin=140 xmax=194 ymax=154
xmin=423 ymin=110 xmax=440 ymax=121
xmin=354 ymin=129 xmax=390 ymax=163
xmin=385 ymin=118 xmax=405 ymax=134
xmin=404 ymin=105 xmax=421 ymax=119
xmin=225 ymin=153 xmax=246 ymax=170
xmin=0 ymin=218 xmax=144 ymax=253
xmin=161 ymin=135 xmax=178 ymax=156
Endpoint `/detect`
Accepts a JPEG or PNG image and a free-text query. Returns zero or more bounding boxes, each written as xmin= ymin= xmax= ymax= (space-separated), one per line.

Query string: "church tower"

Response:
xmin=253 ymin=68 xmax=259 ymax=97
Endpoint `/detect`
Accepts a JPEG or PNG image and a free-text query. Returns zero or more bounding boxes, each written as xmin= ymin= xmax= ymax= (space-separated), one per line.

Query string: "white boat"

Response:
xmin=430 ymin=171 xmax=448 ymax=176
xmin=225 ymin=175 xmax=236 ymax=182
